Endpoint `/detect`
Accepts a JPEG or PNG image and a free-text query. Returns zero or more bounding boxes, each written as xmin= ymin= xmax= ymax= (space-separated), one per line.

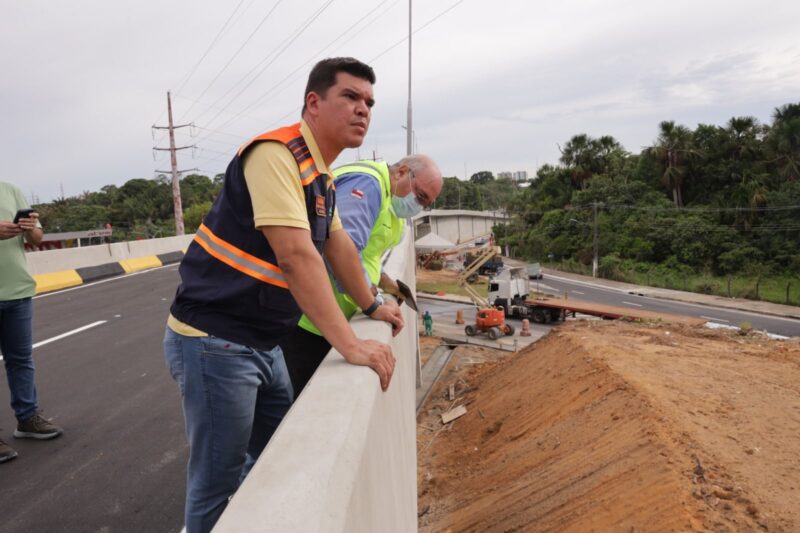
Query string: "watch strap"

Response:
xmin=363 ymin=297 xmax=381 ymax=316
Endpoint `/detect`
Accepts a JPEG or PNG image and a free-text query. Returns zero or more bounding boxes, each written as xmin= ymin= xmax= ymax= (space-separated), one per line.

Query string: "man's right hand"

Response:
xmin=339 ymin=339 xmax=396 ymax=391
xmin=0 ymin=221 xmax=23 ymax=240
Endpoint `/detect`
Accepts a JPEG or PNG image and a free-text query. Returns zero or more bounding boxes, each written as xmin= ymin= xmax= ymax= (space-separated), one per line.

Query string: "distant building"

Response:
xmin=496 ymin=170 xmax=528 ymax=182
xmin=411 ymin=209 xmax=510 ymax=245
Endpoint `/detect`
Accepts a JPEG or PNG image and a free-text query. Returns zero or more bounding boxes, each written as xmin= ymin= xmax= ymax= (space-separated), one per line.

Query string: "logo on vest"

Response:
xmin=315 ymin=195 xmax=326 ymax=217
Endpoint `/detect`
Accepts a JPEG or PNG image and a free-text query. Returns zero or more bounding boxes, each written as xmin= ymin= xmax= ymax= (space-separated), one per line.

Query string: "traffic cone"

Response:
xmin=455 ymin=309 xmax=464 ymax=324
xmin=520 ymin=318 xmax=531 ymax=336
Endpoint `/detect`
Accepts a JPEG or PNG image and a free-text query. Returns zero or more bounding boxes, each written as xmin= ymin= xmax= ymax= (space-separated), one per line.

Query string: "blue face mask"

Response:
xmin=391 ymin=169 xmax=424 ymax=218
xmin=391 ymin=192 xmax=423 ymax=218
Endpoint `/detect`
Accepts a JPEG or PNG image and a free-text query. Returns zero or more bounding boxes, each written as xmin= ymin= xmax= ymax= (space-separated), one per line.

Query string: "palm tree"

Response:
xmin=648 ymin=121 xmax=696 ymax=207
xmin=559 ymin=134 xmax=600 ymax=190
xmin=768 ymin=104 xmax=800 ymax=181
xmin=725 ymin=116 xmax=760 ymax=162
xmin=595 ymin=135 xmax=625 ymax=175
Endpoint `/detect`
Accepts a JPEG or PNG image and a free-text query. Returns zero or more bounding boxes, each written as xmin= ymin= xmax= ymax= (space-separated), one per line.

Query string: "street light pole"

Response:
xmin=406 ymin=0 xmax=413 ymax=156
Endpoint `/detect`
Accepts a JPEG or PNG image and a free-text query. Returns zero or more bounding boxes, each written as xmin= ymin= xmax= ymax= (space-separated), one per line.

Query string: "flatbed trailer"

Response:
xmin=507 ymin=297 xmax=706 ymax=326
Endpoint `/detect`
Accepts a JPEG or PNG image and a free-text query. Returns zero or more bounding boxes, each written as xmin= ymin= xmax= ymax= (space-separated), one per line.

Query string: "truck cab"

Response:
xmin=488 ymin=266 xmax=529 ymax=316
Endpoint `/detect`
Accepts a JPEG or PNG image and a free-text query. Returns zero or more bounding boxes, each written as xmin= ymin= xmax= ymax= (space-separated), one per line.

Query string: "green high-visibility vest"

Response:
xmin=298 ymin=160 xmax=405 ymax=336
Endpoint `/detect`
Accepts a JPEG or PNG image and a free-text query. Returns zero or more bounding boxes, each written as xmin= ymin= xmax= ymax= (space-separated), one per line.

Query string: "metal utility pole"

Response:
xmin=592 ymin=201 xmax=599 ymax=278
xmin=153 ymin=91 xmax=195 ymax=236
xmin=405 ymin=0 xmax=413 ymax=156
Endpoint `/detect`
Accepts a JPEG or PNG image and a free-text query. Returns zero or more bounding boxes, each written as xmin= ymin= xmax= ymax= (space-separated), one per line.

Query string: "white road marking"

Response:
xmin=33 ymin=321 xmax=107 ymax=349
xmin=701 ymin=316 xmax=729 ymax=323
xmin=622 ymin=301 xmax=643 ymax=307
xmin=1 ymin=320 xmax=107 ymax=360
xmin=572 ymin=290 xmax=585 ymax=295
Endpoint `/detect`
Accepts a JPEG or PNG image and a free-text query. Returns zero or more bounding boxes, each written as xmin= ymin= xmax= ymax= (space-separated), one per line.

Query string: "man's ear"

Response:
xmin=305 ymin=91 xmax=320 ymax=116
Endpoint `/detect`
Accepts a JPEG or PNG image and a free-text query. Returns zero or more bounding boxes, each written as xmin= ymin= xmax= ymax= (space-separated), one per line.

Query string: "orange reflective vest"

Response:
xmin=170 ymin=123 xmax=335 ymax=349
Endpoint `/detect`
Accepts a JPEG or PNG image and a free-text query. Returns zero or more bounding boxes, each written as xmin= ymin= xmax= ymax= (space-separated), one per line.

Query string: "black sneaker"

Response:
xmin=0 ymin=436 xmax=18 ymax=463
xmin=14 ymin=412 xmax=63 ymax=440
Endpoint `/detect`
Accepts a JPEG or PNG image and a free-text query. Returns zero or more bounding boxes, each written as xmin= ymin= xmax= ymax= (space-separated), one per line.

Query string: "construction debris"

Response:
xmin=440 ymin=405 xmax=467 ymax=424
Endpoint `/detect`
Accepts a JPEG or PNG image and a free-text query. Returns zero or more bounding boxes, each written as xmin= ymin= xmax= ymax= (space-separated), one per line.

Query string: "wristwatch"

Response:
xmin=363 ymin=293 xmax=385 ymax=316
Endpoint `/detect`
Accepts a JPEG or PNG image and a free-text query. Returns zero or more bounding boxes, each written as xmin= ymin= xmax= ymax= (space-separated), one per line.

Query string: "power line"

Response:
xmin=197 ymin=0 xmax=465 ymax=145
xmin=178 ymin=0 xmax=285 ymax=121
xmin=173 ymin=0 xmax=248 ymax=96
xmin=195 ymin=0 xmax=336 ymax=132
xmin=368 ymin=0 xmax=467 ymax=63
xmin=228 ymin=0 xmax=400 ymax=120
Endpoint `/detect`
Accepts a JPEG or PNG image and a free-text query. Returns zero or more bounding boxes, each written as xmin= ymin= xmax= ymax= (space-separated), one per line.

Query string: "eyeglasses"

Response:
xmin=408 ymin=170 xmax=431 ymax=207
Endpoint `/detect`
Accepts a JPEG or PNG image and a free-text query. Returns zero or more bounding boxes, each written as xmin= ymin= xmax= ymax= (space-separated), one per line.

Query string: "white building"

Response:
xmin=411 ymin=209 xmax=510 ymax=245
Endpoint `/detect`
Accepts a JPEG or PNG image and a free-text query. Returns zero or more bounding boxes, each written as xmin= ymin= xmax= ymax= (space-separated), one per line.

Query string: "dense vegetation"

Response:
xmin=30 ymin=103 xmax=799 ymax=303
xmin=437 ymin=103 xmax=800 ymax=304
xmin=34 ymin=173 xmax=223 ymax=240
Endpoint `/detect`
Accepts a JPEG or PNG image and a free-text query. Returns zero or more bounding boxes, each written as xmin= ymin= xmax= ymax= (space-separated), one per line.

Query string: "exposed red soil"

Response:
xmin=417 ymin=320 xmax=800 ymax=532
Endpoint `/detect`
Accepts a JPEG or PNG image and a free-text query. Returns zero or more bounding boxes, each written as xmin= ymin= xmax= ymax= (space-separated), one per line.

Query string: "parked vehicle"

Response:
xmin=487 ymin=267 xmax=566 ymax=323
xmin=457 ymin=245 xmax=515 ymax=340
xmin=464 ymin=306 xmax=515 ymax=339
xmin=527 ymin=262 xmax=543 ymax=279
xmin=488 ymin=267 xmax=529 ymax=316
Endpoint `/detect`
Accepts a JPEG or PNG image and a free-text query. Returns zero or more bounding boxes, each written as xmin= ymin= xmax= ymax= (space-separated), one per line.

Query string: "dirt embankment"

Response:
xmin=417 ymin=321 xmax=800 ymax=532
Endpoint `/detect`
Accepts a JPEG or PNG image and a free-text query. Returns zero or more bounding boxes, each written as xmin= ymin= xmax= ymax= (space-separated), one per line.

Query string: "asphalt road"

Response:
xmin=0 ymin=265 xmax=186 ymax=533
xmin=532 ymin=274 xmax=800 ymax=337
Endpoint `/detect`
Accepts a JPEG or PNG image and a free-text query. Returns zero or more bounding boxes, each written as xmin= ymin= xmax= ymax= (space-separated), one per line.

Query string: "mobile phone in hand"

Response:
xmin=13 ymin=208 xmax=35 ymax=224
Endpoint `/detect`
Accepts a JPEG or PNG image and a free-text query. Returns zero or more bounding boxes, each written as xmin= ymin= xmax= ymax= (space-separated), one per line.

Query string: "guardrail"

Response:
xmin=214 ymin=231 xmax=419 ymax=533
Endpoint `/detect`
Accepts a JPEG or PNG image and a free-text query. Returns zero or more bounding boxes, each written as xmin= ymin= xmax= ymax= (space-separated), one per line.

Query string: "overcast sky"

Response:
xmin=2 ymin=0 xmax=799 ymax=203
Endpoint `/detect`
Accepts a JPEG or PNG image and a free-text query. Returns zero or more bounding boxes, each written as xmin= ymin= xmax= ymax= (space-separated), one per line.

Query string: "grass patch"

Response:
xmin=417 ymin=281 xmax=487 ymax=298
xmin=543 ymin=261 xmax=800 ymax=305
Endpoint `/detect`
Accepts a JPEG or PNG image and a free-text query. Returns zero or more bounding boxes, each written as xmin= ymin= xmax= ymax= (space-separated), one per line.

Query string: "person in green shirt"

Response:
xmin=0 ymin=182 xmax=63 ymax=464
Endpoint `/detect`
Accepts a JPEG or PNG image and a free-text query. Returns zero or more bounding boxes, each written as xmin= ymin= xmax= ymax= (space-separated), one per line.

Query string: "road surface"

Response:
xmin=0 ymin=266 xmax=186 ymax=533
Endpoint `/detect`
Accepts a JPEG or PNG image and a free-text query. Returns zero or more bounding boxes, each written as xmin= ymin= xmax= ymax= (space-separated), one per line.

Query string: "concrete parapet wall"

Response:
xmin=215 ymin=231 xmax=419 ymax=533
xmin=26 ymin=234 xmax=193 ymax=293
xmin=26 ymin=235 xmax=194 ymax=275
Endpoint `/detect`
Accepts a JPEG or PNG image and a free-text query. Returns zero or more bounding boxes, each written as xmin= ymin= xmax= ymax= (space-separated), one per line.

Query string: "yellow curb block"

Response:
xmin=119 ymin=256 xmax=163 ymax=273
xmin=34 ymin=270 xmax=83 ymax=294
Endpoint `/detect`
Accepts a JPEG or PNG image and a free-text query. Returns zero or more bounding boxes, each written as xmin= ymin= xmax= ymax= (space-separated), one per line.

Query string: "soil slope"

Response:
xmin=417 ymin=321 xmax=800 ymax=532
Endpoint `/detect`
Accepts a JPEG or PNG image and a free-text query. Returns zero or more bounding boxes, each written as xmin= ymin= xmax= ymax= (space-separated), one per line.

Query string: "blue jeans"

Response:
xmin=163 ymin=327 xmax=293 ymax=533
xmin=0 ymin=298 xmax=39 ymax=422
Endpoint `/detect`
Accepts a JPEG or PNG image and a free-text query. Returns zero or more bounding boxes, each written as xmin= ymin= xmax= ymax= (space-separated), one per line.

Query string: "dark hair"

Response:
xmin=302 ymin=57 xmax=376 ymax=114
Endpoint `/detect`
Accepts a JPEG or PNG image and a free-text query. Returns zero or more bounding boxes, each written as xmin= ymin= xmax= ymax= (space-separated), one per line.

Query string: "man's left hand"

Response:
xmin=17 ymin=212 xmax=39 ymax=232
xmin=370 ymin=299 xmax=404 ymax=336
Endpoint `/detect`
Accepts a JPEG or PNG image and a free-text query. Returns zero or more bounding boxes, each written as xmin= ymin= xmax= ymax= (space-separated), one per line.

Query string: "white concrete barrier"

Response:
xmin=214 ymin=231 xmax=419 ymax=533
xmin=26 ymin=235 xmax=194 ymax=274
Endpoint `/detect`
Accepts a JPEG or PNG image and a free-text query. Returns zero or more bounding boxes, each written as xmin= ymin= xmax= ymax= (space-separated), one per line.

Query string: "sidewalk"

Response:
xmin=540 ymin=267 xmax=800 ymax=321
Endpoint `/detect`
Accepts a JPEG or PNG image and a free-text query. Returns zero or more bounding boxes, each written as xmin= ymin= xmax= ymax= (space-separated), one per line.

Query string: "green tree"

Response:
xmin=647 ymin=121 xmax=697 ymax=207
xmin=767 ymin=103 xmax=800 ymax=181
xmin=469 ymin=171 xmax=494 ymax=184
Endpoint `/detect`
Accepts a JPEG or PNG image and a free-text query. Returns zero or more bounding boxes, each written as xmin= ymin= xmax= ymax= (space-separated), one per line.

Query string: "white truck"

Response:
xmin=487 ymin=266 xmax=567 ymax=323
xmin=487 ymin=267 xmax=529 ymax=316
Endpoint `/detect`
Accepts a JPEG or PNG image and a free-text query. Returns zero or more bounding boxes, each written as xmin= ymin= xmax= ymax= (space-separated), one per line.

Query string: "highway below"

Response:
xmin=0 ymin=266 xmax=186 ymax=533
xmin=532 ymin=273 xmax=800 ymax=337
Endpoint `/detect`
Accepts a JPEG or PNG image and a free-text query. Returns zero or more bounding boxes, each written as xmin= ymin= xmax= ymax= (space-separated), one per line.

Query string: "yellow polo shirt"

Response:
xmin=168 ymin=120 xmax=342 ymax=337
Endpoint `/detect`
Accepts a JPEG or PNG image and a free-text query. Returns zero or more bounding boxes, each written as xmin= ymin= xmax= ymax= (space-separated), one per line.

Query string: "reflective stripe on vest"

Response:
xmin=193 ymin=223 xmax=288 ymax=289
